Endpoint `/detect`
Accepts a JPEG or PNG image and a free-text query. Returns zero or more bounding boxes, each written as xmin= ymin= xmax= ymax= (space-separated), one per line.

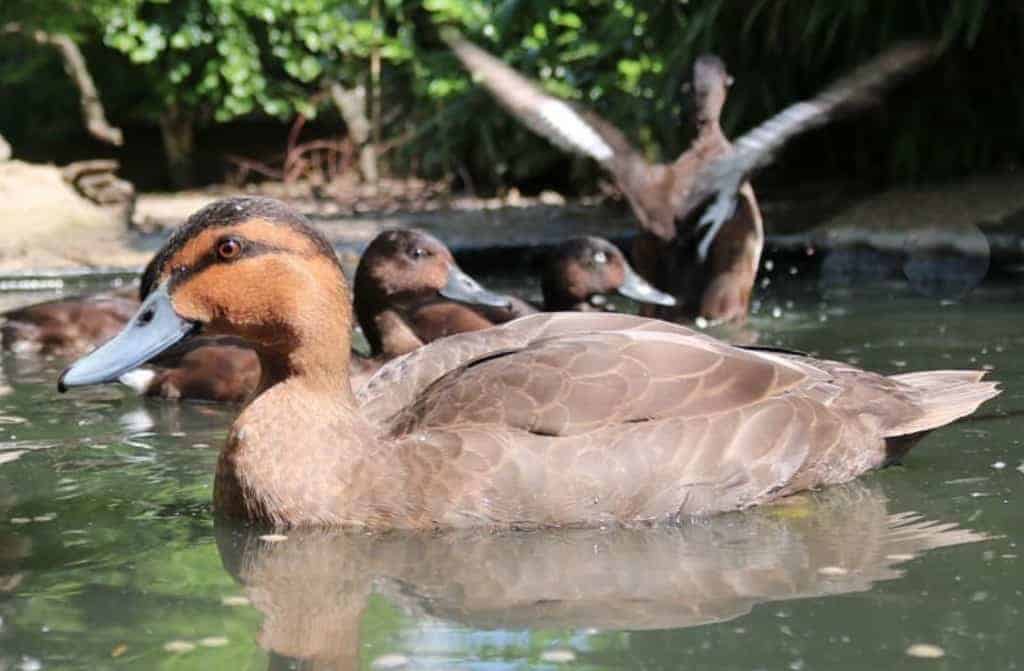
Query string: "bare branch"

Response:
xmin=329 ymin=81 xmax=378 ymax=183
xmin=4 ymin=22 xmax=124 ymax=146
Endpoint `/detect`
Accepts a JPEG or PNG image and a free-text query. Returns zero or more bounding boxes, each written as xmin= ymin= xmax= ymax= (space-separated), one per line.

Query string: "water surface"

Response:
xmin=0 ymin=274 xmax=1022 ymax=670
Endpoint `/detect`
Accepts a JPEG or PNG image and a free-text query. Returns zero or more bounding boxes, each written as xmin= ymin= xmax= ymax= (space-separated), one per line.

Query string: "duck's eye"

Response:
xmin=593 ymin=251 xmax=608 ymax=265
xmin=410 ymin=247 xmax=429 ymax=259
xmin=216 ymin=238 xmax=243 ymax=261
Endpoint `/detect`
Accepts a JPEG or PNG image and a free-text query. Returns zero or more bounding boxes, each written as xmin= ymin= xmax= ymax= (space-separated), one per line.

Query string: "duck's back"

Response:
xmin=360 ymin=314 xmax=996 ymax=527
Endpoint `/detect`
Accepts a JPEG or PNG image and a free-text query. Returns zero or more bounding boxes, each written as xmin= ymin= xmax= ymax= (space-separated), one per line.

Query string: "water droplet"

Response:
xmin=259 ymin=534 xmax=288 ymax=543
xmin=817 ymin=566 xmax=849 ymax=577
xmin=541 ymin=649 xmax=576 ymax=663
xmin=906 ymin=643 xmax=944 ymax=659
xmin=221 ymin=595 xmax=250 ymax=607
xmin=371 ymin=653 xmax=409 ymax=669
xmin=163 ymin=640 xmax=195 ymax=654
xmin=886 ymin=553 xmax=915 ymax=562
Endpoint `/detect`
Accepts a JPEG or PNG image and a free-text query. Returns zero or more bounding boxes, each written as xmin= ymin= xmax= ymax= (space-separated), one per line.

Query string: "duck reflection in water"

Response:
xmin=214 ymin=483 xmax=985 ymax=670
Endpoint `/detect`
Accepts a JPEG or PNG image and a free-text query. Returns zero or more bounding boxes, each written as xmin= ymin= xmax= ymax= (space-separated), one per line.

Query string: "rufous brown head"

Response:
xmin=353 ymin=229 xmax=509 ymax=340
xmin=542 ymin=237 xmax=676 ymax=310
xmin=59 ymin=197 xmax=349 ymax=390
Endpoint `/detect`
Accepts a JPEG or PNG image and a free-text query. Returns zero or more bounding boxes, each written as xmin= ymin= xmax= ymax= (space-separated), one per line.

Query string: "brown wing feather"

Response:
xmin=445 ymin=33 xmax=647 ymax=178
xmin=390 ymin=328 xmax=807 ymax=437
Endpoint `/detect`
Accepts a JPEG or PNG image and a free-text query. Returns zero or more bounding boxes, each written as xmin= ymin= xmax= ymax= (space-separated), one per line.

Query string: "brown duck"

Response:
xmin=353 ymin=228 xmax=511 ymax=362
xmin=480 ymin=235 xmax=676 ymax=323
xmin=58 ymin=197 xmax=999 ymax=529
xmin=447 ymin=35 xmax=935 ymax=322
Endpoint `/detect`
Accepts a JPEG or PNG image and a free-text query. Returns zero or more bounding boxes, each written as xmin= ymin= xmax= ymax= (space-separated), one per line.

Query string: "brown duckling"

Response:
xmin=1 ymin=288 xmax=138 ymax=356
xmin=447 ymin=35 xmax=934 ymax=322
xmin=59 ymin=197 xmax=999 ymax=530
xmin=353 ymin=228 xmax=512 ymax=360
xmin=482 ymin=235 xmax=677 ymax=323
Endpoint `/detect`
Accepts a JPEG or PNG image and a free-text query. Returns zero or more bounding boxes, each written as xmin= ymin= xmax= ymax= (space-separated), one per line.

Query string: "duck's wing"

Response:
xmin=388 ymin=314 xmax=822 ymax=437
xmin=360 ymin=312 xmax=821 ymax=429
xmin=445 ymin=33 xmax=646 ymax=177
xmin=359 ymin=313 xmax=712 ymax=424
xmin=679 ymin=42 xmax=938 ymax=261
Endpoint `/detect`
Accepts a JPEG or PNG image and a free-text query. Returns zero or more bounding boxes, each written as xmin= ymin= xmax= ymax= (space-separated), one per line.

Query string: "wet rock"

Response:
xmin=62 ymin=160 xmax=136 ymax=229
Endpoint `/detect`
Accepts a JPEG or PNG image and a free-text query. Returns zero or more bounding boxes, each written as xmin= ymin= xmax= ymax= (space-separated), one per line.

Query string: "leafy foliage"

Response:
xmin=87 ymin=0 xmax=412 ymax=123
xmin=1 ymin=0 xmax=1021 ymax=189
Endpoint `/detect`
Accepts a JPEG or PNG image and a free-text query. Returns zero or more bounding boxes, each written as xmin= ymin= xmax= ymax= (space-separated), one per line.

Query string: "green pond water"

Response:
xmin=0 ymin=270 xmax=1022 ymax=671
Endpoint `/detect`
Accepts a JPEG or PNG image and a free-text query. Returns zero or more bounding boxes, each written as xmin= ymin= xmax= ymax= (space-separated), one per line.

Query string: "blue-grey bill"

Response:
xmin=58 ymin=282 xmax=197 ymax=391
xmin=439 ymin=264 xmax=512 ymax=309
xmin=617 ymin=267 xmax=677 ymax=307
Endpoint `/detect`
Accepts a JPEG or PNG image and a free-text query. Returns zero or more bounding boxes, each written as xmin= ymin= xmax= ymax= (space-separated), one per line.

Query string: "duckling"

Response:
xmin=353 ymin=228 xmax=511 ymax=362
xmin=1 ymin=288 xmax=139 ymax=356
xmin=447 ymin=35 xmax=934 ymax=322
xmin=59 ymin=197 xmax=999 ymax=529
xmin=482 ymin=236 xmax=677 ymax=324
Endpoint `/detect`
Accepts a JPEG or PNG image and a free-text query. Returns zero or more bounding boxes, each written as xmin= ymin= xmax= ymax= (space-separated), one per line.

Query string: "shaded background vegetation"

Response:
xmin=1 ymin=0 xmax=1022 ymax=193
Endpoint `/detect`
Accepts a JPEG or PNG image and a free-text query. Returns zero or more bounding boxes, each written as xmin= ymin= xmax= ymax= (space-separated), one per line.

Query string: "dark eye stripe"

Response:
xmin=168 ymin=240 xmax=290 ymax=293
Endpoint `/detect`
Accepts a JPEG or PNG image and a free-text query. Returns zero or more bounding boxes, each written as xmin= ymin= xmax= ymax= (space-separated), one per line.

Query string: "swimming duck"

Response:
xmin=353 ymin=228 xmax=512 ymax=361
xmin=1 ymin=288 xmax=139 ymax=356
xmin=481 ymin=236 xmax=677 ymax=324
xmin=447 ymin=35 xmax=934 ymax=322
xmin=58 ymin=197 xmax=999 ymax=529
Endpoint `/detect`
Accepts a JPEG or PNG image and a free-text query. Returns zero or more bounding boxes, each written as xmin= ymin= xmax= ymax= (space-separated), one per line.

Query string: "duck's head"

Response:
xmin=692 ymin=54 xmax=733 ymax=127
xmin=353 ymin=228 xmax=509 ymax=324
xmin=59 ymin=197 xmax=352 ymax=391
xmin=542 ymin=237 xmax=676 ymax=310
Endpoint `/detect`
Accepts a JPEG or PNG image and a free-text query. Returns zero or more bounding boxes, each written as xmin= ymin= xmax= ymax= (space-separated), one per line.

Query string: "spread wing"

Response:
xmin=681 ymin=42 xmax=938 ymax=260
xmin=445 ymin=32 xmax=646 ymax=177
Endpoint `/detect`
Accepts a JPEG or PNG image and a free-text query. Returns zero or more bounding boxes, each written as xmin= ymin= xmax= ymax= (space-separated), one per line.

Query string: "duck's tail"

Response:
xmin=882 ymin=370 xmax=1000 ymax=462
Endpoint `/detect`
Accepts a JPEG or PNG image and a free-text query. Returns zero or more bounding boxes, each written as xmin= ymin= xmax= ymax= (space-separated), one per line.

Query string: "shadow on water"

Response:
xmin=214 ymin=482 xmax=985 ymax=670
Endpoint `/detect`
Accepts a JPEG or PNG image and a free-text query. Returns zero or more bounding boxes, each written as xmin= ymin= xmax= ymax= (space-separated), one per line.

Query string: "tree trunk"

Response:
xmin=159 ymin=105 xmax=196 ymax=188
xmin=3 ymin=22 xmax=123 ymax=146
xmin=329 ymin=82 xmax=378 ymax=184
